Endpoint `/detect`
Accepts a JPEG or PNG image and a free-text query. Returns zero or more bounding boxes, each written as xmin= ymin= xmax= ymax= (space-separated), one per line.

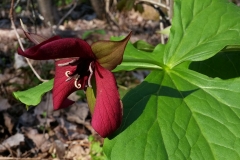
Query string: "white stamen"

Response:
xmin=65 ymin=71 xmax=71 ymax=77
xmin=87 ymin=62 xmax=93 ymax=88
xmin=74 ymin=78 xmax=81 ymax=89
xmin=58 ymin=59 xmax=77 ymax=66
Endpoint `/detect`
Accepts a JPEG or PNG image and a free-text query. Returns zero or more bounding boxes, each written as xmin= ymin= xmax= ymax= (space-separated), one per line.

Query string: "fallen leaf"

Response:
xmin=0 ymin=133 xmax=24 ymax=153
xmin=0 ymin=97 xmax=11 ymax=111
xmin=3 ymin=112 xmax=15 ymax=135
xmin=64 ymin=102 xmax=89 ymax=124
xmin=53 ymin=140 xmax=65 ymax=159
xmin=14 ymin=53 xmax=28 ymax=69
xmin=22 ymin=127 xmax=51 ymax=152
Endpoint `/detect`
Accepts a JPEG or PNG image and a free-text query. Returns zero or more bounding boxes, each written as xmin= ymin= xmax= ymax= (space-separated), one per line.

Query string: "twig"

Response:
xmin=13 ymin=0 xmax=20 ymax=8
xmin=9 ymin=0 xmax=48 ymax=82
xmin=136 ymin=0 xmax=170 ymax=10
xmin=30 ymin=0 xmax=38 ymax=33
xmin=57 ymin=0 xmax=78 ymax=29
xmin=4 ymin=143 xmax=14 ymax=157
xmin=105 ymin=0 xmax=119 ymax=27
xmin=169 ymin=0 xmax=173 ymax=20
xmin=43 ymin=92 xmax=51 ymax=136
xmin=136 ymin=0 xmax=171 ymax=44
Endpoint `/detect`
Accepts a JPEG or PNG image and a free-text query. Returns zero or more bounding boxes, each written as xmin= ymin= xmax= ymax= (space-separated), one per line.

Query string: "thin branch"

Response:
xmin=30 ymin=0 xmax=38 ymax=33
xmin=57 ymin=0 xmax=78 ymax=29
xmin=136 ymin=0 xmax=170 ymax=10
xmin=9 ymin=0 xmax=48 ymax=82
xmin=105 ymin=0 xmax=119 ymax=27
xmin=169 ymin=0 xmax=173 ymax=20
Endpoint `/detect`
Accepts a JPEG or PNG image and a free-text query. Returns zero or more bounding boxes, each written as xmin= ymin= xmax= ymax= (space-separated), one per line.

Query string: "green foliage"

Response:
xmin=55 ymin=0 xmax=73 ymax=7
xmin=157 ymin=26 xmax=171 ymax=36
xmin=104 ymin=0 xmax=240 ymax=159
xmin=111 ymin=36 xmax=163 ymax=72
xmin=89 ymin=136 xmax=107 ymax=160
xmin=189 ymin=50 xmax=240 ymax=79
xmin=117 ymin=0 xmax=144 ymax=13
xmin=76 ymin=90 xmax=87 ymax=100
xmin=133 ymin=40 xmax=155 ymax=52
xmin=15 ymin=6 xmax=22 ymax=13
xmin=82 ymin=29 xmax=106 ymax=40
xmin=13 ymin=79 xmax=53 ymax=106
xmin=12 ymin=0 xmax=240 ymax=159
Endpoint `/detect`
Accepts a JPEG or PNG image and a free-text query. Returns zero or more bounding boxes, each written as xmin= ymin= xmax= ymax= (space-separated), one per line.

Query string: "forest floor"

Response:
xmin=0 ymin=3 xmax=164 ymax=160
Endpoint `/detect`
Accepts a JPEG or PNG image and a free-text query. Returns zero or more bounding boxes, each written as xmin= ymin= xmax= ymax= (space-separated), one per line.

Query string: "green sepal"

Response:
xmin=86 ymin=78 xmax=97 ymax=115
xmin=86 ymin=87 xmax=96 ymax=115
xmin=91 ymin=32 xmax=132 ymax=71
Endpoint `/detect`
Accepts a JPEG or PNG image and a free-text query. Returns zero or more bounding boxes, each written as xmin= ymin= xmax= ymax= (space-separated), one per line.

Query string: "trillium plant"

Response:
xmin=17 ymin=25 xmax=131 ymax=138
xmin=14 ymin=0 xmax=240 ymax=159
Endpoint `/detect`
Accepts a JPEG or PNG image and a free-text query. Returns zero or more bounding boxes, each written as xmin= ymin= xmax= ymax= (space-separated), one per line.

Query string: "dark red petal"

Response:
xmin=91 ymin=62 xmax=122 ymax=138
xmin=53 ymin=59 xmax=78 ymax=110
xmin=18 ymin=37 xmax=95 ymax=60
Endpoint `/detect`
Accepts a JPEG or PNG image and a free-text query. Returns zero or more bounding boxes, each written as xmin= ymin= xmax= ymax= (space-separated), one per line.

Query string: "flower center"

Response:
xmin=57 ymin=58 xmax=94 ymax=89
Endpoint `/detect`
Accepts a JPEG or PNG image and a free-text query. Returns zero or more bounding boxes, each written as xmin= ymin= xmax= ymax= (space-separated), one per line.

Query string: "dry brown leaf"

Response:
xmin=0 ymin=97 xmax=11 ymax=111
xmin=22 ymin=127 xmax=51 ymax=152
xmin=3 ymin=112 xmax=15 ymax=135
xmin=53 ymin=140 xmax=65 ymax=159
xmin=64 ymin=102 xmax=89 ymax=125
xmin=0 ymin=133 xmax=24 ymax=153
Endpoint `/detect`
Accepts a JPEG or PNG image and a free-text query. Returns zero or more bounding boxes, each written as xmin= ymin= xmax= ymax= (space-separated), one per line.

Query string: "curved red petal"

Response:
xmin=53 ymin=59 xmax=78 ymax=110
xmin=18 ymin=37 xmax=94 ymax=60
xmin=91 ymin=62 xmax=122 ymax=138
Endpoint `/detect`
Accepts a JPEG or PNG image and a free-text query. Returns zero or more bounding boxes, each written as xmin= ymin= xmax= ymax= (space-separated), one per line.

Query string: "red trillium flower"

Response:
xmin=18 ymin=27 xmax=131 ymax=137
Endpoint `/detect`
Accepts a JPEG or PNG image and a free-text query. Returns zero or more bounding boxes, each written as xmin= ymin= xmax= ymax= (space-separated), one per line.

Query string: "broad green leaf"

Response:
xmin=189 ymin=51 xmax=240 ymax=79
xmin=104 ymin=0 xmax=240 ymax=159
xmin=104 ymin=69 xmax=240 ymax=159
xmin=113 ymin=42 xmax=163 ymax=72
xmin=163 ymin=0 xmax=240 ymax=68
xmin=13 ymin=79 xmax=53 ymax=106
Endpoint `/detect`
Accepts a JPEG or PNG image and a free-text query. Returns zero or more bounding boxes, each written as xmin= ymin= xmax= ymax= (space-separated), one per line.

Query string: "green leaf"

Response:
xmin=163 ymin=0 xmax=240 ymax=68
xmin=15 ymin=6 xmax=22 ymax=13
xmin=189 ymin=51 xmax=240 ymax=79
xmin=82 ymin=29 xmax=106 ymax=39
xmin=104 ymin=0 xmax=240 ymax=159
xmin=117 ymin=0 xmax=135 ymax=11
xmin=157 ymin=26 xmax=171 ymax=36
xmin=113 ymin=42 xmax=163 ymax=72
xmin=222 ymin=45 xmax=240 ymax=52
xmin=89 ymin=136 xmax=107 ymax=160
xmin=13 ymin=79 xmax=53 ymax=106
xmin=105 ymin=69 xmax=240 ymax=159
xmin=133 ymin=40 xmax=155 ymax=52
